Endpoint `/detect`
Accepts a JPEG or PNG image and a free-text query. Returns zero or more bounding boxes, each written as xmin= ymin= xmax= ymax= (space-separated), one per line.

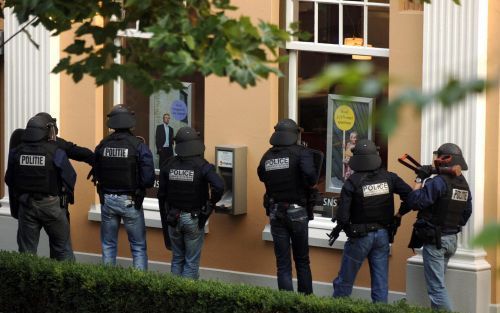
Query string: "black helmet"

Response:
xmin=348 ymin=139 xmax=382 ymax=172
xmin=22 ymin=116 xmax=49 ymax=142
xmin=434 ymin=143 xmax=468 ymax=171
xmin=107 ymin=105 xmax=136 ymax=129
xmin=35 ymin=112 xmax=59 ymax=139
xmin=174 ymin=127 xmax=205 ymax=157
xmin=269 ymin=119 xmax=300 ymax=146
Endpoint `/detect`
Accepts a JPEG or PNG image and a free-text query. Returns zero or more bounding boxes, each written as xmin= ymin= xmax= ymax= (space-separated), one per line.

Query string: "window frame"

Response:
xmin=285 ymin=0 xmax=390 ymax=232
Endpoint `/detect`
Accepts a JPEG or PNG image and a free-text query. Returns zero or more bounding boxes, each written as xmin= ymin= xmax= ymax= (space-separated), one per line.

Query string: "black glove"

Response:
xmin=415 ymin=165 xmax=433 ymax=180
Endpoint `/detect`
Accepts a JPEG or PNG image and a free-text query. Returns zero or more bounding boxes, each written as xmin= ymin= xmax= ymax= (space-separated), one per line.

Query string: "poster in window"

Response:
xmin=148 ymin=83 xmax=193 ymax=170
xmin=326 ymin=94 xmax=373 ymax=193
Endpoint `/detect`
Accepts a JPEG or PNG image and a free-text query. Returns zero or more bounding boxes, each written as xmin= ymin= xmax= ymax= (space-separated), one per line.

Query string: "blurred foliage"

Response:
xmin=472 ymin=223 xmax=500 ymax=248
xmin=1 ymin=0 xmax=296 ymax=94
xmin=299 ymin=62 xmax=490 ymax=136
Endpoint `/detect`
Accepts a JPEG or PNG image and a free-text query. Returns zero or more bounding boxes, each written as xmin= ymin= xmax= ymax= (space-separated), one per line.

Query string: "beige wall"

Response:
xmin=386 ymin=0 xmax=423 ymax=291
xmin=485 ymin=0 xmax=500 ymax=304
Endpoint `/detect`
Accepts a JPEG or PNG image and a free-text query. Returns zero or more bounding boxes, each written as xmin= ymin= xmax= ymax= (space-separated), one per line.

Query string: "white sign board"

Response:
xmin=217 ymin=150 xmax=233 ymax=168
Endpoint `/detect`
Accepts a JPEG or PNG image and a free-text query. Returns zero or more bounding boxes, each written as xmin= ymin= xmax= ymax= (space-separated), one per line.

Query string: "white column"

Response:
xmin=406 ymin=1 xmax=491 ymax=312
xmin=1 ymin=9 xmax=60 ymax=212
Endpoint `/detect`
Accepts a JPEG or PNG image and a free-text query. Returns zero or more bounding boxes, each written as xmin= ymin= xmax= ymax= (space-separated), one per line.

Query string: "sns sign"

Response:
xmin=334 ymin=105 xmax=355 ymax=131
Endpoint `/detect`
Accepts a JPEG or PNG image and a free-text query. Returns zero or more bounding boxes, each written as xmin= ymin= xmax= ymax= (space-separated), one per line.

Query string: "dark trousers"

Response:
xmin=17 ymin=194 xmax=71 ymax=261
xmin=159 ymin=147 xmax=174 ymax=168
xmin=49 ymin=208 xmax=75 ymax=261
xmin=270 ymin=206 xmax=313 ymax=294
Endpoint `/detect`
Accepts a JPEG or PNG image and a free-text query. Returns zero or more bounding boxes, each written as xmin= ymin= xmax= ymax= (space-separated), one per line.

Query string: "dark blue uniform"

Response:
xmin=258 ymin=145 xmax=317 ymax=294
xmin=5 ymin=145 xmax=76 ymax=261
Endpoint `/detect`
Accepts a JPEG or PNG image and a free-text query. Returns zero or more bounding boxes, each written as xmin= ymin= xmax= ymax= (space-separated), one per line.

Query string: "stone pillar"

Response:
xmin=406 ymin=1 xmax=492 ymax=313
xmin=1 ymin=9 xmax=60 ymax=212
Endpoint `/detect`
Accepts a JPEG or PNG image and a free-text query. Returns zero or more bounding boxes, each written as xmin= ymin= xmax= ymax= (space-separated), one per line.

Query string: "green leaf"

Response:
xmin=471 ymin=223 xmax=500 ymax=247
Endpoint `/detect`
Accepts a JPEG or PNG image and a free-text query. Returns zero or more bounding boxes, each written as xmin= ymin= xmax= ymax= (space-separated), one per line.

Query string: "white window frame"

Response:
xmin=278 ymin=0 xmax=390 ymax=247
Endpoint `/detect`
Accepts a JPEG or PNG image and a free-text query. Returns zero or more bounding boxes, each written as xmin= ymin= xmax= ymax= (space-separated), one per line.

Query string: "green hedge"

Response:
xmin=0 ymin=251 xmax=440 ymax=313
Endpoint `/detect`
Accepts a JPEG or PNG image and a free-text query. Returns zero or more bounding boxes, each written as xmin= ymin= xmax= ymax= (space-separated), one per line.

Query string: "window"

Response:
xmin=286 ymin=0 xmax=389 ymax=223
xmin=286 ymin=0 xmax=390 ymax=56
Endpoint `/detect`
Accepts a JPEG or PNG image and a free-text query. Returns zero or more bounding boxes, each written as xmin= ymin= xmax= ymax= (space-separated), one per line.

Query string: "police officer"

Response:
xmin=332 ymin=139 xmax=411 ymax=303
xmin=36 ymin=112 xmax=94 ymax=261
xmin=5 ymin=116 xmax=77 ymax=261
xmin=94 ymin=105 xmax=155 ymax=270
xmin=404 ymin=143 xmax=472 ymax=311
xmin=257 ymin=119 xmax=317 ymax=294
xmin=158 ymin=127 xmax=224 ymax=279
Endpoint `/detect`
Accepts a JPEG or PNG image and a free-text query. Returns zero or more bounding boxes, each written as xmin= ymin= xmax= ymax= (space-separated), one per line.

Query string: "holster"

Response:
xmin=198 ymin=201 xmax=215 ymax=229
xmin=158 ymin=198 xmax=171 ymax=250
xmin=306 ymin=188 xmax=320 ymax=221
xmin=97 ymin=184 xmax=104 ymax=205
xmin=263 ymin=193 xmax=274 ymax=216
xmin=134 ymin=189 xmax=145 ymax=210
xmin=409 ymin=219 xmax=442 ymax=250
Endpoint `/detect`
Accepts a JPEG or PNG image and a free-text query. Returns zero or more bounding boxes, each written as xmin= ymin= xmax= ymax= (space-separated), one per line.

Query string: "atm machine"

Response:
xmin=214 ymin=145 xmax=247 ymax=215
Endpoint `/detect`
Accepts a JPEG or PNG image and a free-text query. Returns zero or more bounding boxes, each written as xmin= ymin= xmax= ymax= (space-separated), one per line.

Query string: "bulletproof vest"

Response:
xmin=13 ymin=142 xmax=60 ymax=195
xmin=165 ymin=157 xmax=208 ymax=209
xmin=260 ymin=145 xmax=306 ymax=203
xmin=349 ymin=169 xmax=394 ymax=225
xmin=95 ymin=133 xmax=141 ymax=191
xmin=419 ymin=175 xmax=470 ymax=229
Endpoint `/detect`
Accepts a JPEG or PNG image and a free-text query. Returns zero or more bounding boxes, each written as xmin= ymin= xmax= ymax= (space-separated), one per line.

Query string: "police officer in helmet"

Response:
xmin=332 ymin=139 xmax=411 ymax=303
xmin=257 ymin=118 xmax=318 ymax=294
xmin=5 ymin=116 xmax=77 ymax=261
xmin=158 ymin=126 xmax=224 ymax=279
xmin=94 ymin=105 xmax=155 ymax=270
xmin=35 ymin=112 xmax=94 ymax=261
xmin=404 ymin=143 xmax=472 ymax=311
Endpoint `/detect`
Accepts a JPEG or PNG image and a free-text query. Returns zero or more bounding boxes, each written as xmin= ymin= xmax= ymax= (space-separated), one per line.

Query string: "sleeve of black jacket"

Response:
xmin=203 ymin=163 xmax=224 ymax=203
xmin=56 ymin=137 xmax=95 ymax=166
xmin=389 ymin=172 xmax=413 ymax=216
xmin=336 ymin=179 xmax=355 ymax=225
xmin=299 ymin=148 xmax=318 ymax=187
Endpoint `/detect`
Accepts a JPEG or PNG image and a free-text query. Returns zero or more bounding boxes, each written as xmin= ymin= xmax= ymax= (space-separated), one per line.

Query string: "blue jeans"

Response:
xmin=333 ymin=228 xmax=390 ymax=303
xmin=168 ymin=212 xmax=204 ymax=279
xmin=422 ymin=234 xmax=458 ymax=311
xmin=270 ymin=206 xmax=312 ymax=294
xmin=101 ymin=194 xmax=148 ymax=270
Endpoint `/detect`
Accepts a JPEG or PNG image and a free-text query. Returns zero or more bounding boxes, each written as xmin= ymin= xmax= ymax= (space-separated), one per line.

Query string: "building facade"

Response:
xmin=0 ymin=0 xmax=498 ymax=312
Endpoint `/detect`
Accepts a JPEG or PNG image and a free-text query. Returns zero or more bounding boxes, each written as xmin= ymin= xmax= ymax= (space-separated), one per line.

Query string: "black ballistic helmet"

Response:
xmin=22 ymin=116 xmax=49 ymax=142
xmin=434 ymin=143 xmax=468 ymax=171
xmin=107 ymin=104 xmax=136 ymax=129
xmin=35 ymin=112 xmax=59 ymax=135
xmin=270 ymin=118 xmax=300 ymax=146
xmin=348 ymin=139 xmax=382 ymax=172
xmin=9 ymin=129 xmax=25 ymax=149
xmin=174 ymin=127 xmax=205 ymax=157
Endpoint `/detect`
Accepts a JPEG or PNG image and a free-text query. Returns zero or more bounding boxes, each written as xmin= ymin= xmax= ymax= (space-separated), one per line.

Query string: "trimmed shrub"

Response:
xmin=0 ymin=251 xmax=439 ymax=313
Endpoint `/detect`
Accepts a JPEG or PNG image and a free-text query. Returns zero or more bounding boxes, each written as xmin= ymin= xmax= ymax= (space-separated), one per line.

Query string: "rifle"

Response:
xmin=398 ymin=153 xmax=462 ymax=177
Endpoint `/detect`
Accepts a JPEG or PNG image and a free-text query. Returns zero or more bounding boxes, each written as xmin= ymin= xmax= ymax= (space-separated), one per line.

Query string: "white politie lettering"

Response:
xmin=265 ymin=158 xmax=290 ymax=171
xmin=362 ymin=182 xmax=390 ymax=197
xmin=103 ymin=147 xmax=128 ymax=158
xmin=20 ymin=155 xmax=46 ymax=166
xmin=451 ymin=189 xmax=468 ymax=202
xmin=169 ymin=169 xmax=195 ymax=182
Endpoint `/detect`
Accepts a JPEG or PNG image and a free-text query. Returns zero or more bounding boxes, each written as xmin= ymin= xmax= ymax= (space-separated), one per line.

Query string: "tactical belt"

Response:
xmin=350 ymin=223 xmax=385 ymax=234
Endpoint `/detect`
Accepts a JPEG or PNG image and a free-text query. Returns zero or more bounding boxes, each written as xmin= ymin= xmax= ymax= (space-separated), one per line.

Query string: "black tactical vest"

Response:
xmin=165 ymin=157 xmax=208 ymax=210
xmin=13 ymin=142 xmax=60 ymax=195
xmin=260 ymin=145 xmax=306 ymax=203
xmin=349 ymin=169 xmax=394 ymax=225
xmin=95 ymin=133 xmax=141 ymax=191
xmin=418 ymin=175 xmax=470 ymax=229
